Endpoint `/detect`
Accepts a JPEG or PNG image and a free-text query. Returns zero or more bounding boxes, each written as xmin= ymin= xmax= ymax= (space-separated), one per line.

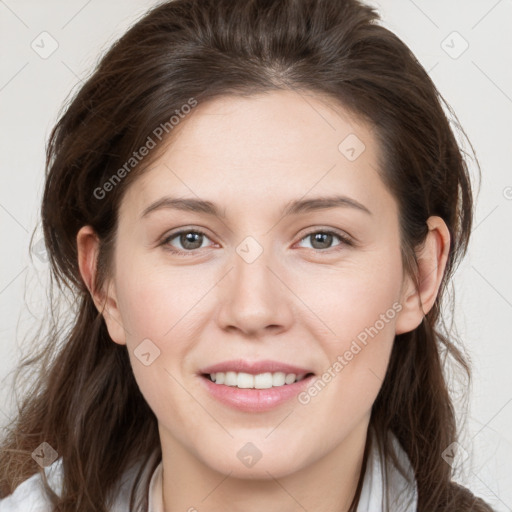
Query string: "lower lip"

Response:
xmin=200 ymin=374 xmax=315 ymax=412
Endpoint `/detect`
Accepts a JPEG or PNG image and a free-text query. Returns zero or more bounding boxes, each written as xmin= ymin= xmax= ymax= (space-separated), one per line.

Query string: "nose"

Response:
xmin=215 ymin=244 xmax=294 ymax=338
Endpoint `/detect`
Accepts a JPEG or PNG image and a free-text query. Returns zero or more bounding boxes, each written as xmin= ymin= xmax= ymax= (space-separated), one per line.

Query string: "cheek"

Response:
xmin=333 ymin=272 xmax=401 ymax=358
xmin=293 ymin=249 xmax=402 ymax=402
xmin=112 ymin=258 xmax=215 ymax=404
xmin=294 ymin=247 xmax=403 ymax=344
xmin=113 ymin=264 xmax=206 ymax=427
xmin=114 ymin=256 xmax=211 ymax=343
xmin=294 ymin=283 xmax=399 ymax=439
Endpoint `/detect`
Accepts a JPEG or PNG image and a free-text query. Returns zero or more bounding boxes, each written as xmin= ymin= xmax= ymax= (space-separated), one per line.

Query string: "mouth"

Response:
xmin=197 ymin=360 xmax=316 ymax=412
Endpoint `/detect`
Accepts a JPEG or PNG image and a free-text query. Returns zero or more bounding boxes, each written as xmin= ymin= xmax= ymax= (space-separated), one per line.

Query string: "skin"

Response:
xmin=77 ymin=89 xmax=450 ymax=512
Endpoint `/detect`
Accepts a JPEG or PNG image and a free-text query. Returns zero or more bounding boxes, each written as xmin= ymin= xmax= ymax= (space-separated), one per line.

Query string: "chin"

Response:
xmin=199 ymin=443 xmax=311 ymax=480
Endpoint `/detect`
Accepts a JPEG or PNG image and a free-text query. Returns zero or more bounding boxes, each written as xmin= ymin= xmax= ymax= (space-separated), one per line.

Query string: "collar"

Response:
xmin=357 ymin=428 xmax=418 ymax=511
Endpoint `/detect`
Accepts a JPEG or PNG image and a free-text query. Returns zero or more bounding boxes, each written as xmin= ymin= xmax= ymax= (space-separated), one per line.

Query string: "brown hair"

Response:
xmin=0 ymin=0 xmax=494 ymax=510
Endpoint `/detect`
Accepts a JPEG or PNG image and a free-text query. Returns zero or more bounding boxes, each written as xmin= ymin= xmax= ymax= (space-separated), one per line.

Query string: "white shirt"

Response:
xmin=0 ymin=429 xmax=418 ymax=511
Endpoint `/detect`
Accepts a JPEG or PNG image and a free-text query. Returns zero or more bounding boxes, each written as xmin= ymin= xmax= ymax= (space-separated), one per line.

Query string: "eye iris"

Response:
xmin=311 ymin=232 xmax=333 ymax=249
xmin=180 ymin=232 xmax=203 ymax=250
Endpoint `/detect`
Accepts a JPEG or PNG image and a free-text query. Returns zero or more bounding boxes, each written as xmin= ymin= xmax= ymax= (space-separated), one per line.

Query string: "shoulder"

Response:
xmin=0 ymin=457 xmax=153 ymax=512
xmin=381 ymin=431 xmax=495 ymax=512
xmin=0 ymin=459 xmax=62 ymax=512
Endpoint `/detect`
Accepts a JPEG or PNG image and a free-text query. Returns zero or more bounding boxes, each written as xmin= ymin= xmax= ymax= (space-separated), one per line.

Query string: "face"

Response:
xmin=95 ymin=90 xmax=415 ymax=479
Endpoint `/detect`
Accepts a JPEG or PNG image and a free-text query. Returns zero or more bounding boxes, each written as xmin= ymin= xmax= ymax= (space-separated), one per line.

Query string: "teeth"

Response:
xmin=271 ymin=372 xmax=286 ymax=387
xmin=225 ymin=371 xmax=238 ymax=386
xmin=209 ymin=371 xmax=308 ymax=389
xmin=284 ymin=373 xmax=296 ymax=385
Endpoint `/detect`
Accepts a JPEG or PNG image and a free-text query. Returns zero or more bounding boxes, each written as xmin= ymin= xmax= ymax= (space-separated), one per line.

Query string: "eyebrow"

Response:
xmin=140 ymin=194 xmax=372 ymax=219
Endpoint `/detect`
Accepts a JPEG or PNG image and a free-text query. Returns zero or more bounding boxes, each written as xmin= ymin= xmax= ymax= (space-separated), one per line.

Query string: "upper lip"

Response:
xmin=199 ymin=359 xmax=314 ymax=375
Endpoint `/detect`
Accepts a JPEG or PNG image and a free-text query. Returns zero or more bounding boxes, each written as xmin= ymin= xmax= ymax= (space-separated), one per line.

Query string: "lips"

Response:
xmin=197 ymin=359 xmax=316 ymax=412
xmin=199 ymin=359 xmax=314 ymax=376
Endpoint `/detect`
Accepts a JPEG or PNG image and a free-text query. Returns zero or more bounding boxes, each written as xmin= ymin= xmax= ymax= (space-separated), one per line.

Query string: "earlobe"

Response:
xmin=76 ymin=225 xmax=127 ymax=346
xmin=395 ymin=216 xmax=451 ymax=335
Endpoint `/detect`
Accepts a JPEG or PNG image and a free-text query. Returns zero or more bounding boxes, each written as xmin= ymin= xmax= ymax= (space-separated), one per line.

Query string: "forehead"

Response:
xmin=120 ymin=89 xmax=396 ymax=223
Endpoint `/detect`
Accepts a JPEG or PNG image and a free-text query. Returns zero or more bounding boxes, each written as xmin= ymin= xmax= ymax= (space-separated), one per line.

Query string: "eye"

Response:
xmin=161 ymin=228 xmax=214 ymax=255
xmin=296 ymin=229 xmax=353 ymax=251
xmin=160 ymin=227 xmax=354 ymax=256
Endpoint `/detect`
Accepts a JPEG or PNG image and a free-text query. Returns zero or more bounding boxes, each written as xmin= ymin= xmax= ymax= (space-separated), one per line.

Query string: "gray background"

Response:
xmin=1 ymin=0 xmax=511 ymax=509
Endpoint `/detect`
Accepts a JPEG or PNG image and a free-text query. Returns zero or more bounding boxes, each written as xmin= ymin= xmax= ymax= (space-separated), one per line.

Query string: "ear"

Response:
xmin=395 ymin=216 xmax=451 ymax=335
xmin=76 ymin=225 xmax=127 ymax=346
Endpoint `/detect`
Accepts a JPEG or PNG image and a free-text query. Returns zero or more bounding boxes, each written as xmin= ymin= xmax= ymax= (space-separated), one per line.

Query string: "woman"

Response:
xmin=0 ymin=0 xmax=495 ymax=510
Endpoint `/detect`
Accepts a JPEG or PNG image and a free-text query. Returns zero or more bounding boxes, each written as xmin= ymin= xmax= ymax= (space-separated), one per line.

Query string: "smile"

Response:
xmin=198 ymin=360 xmax=316 ymax=412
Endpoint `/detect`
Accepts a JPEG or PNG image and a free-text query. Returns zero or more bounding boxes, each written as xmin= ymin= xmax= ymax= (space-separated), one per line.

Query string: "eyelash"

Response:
xmin=160 ymin=227 xmax=354 ymax=256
